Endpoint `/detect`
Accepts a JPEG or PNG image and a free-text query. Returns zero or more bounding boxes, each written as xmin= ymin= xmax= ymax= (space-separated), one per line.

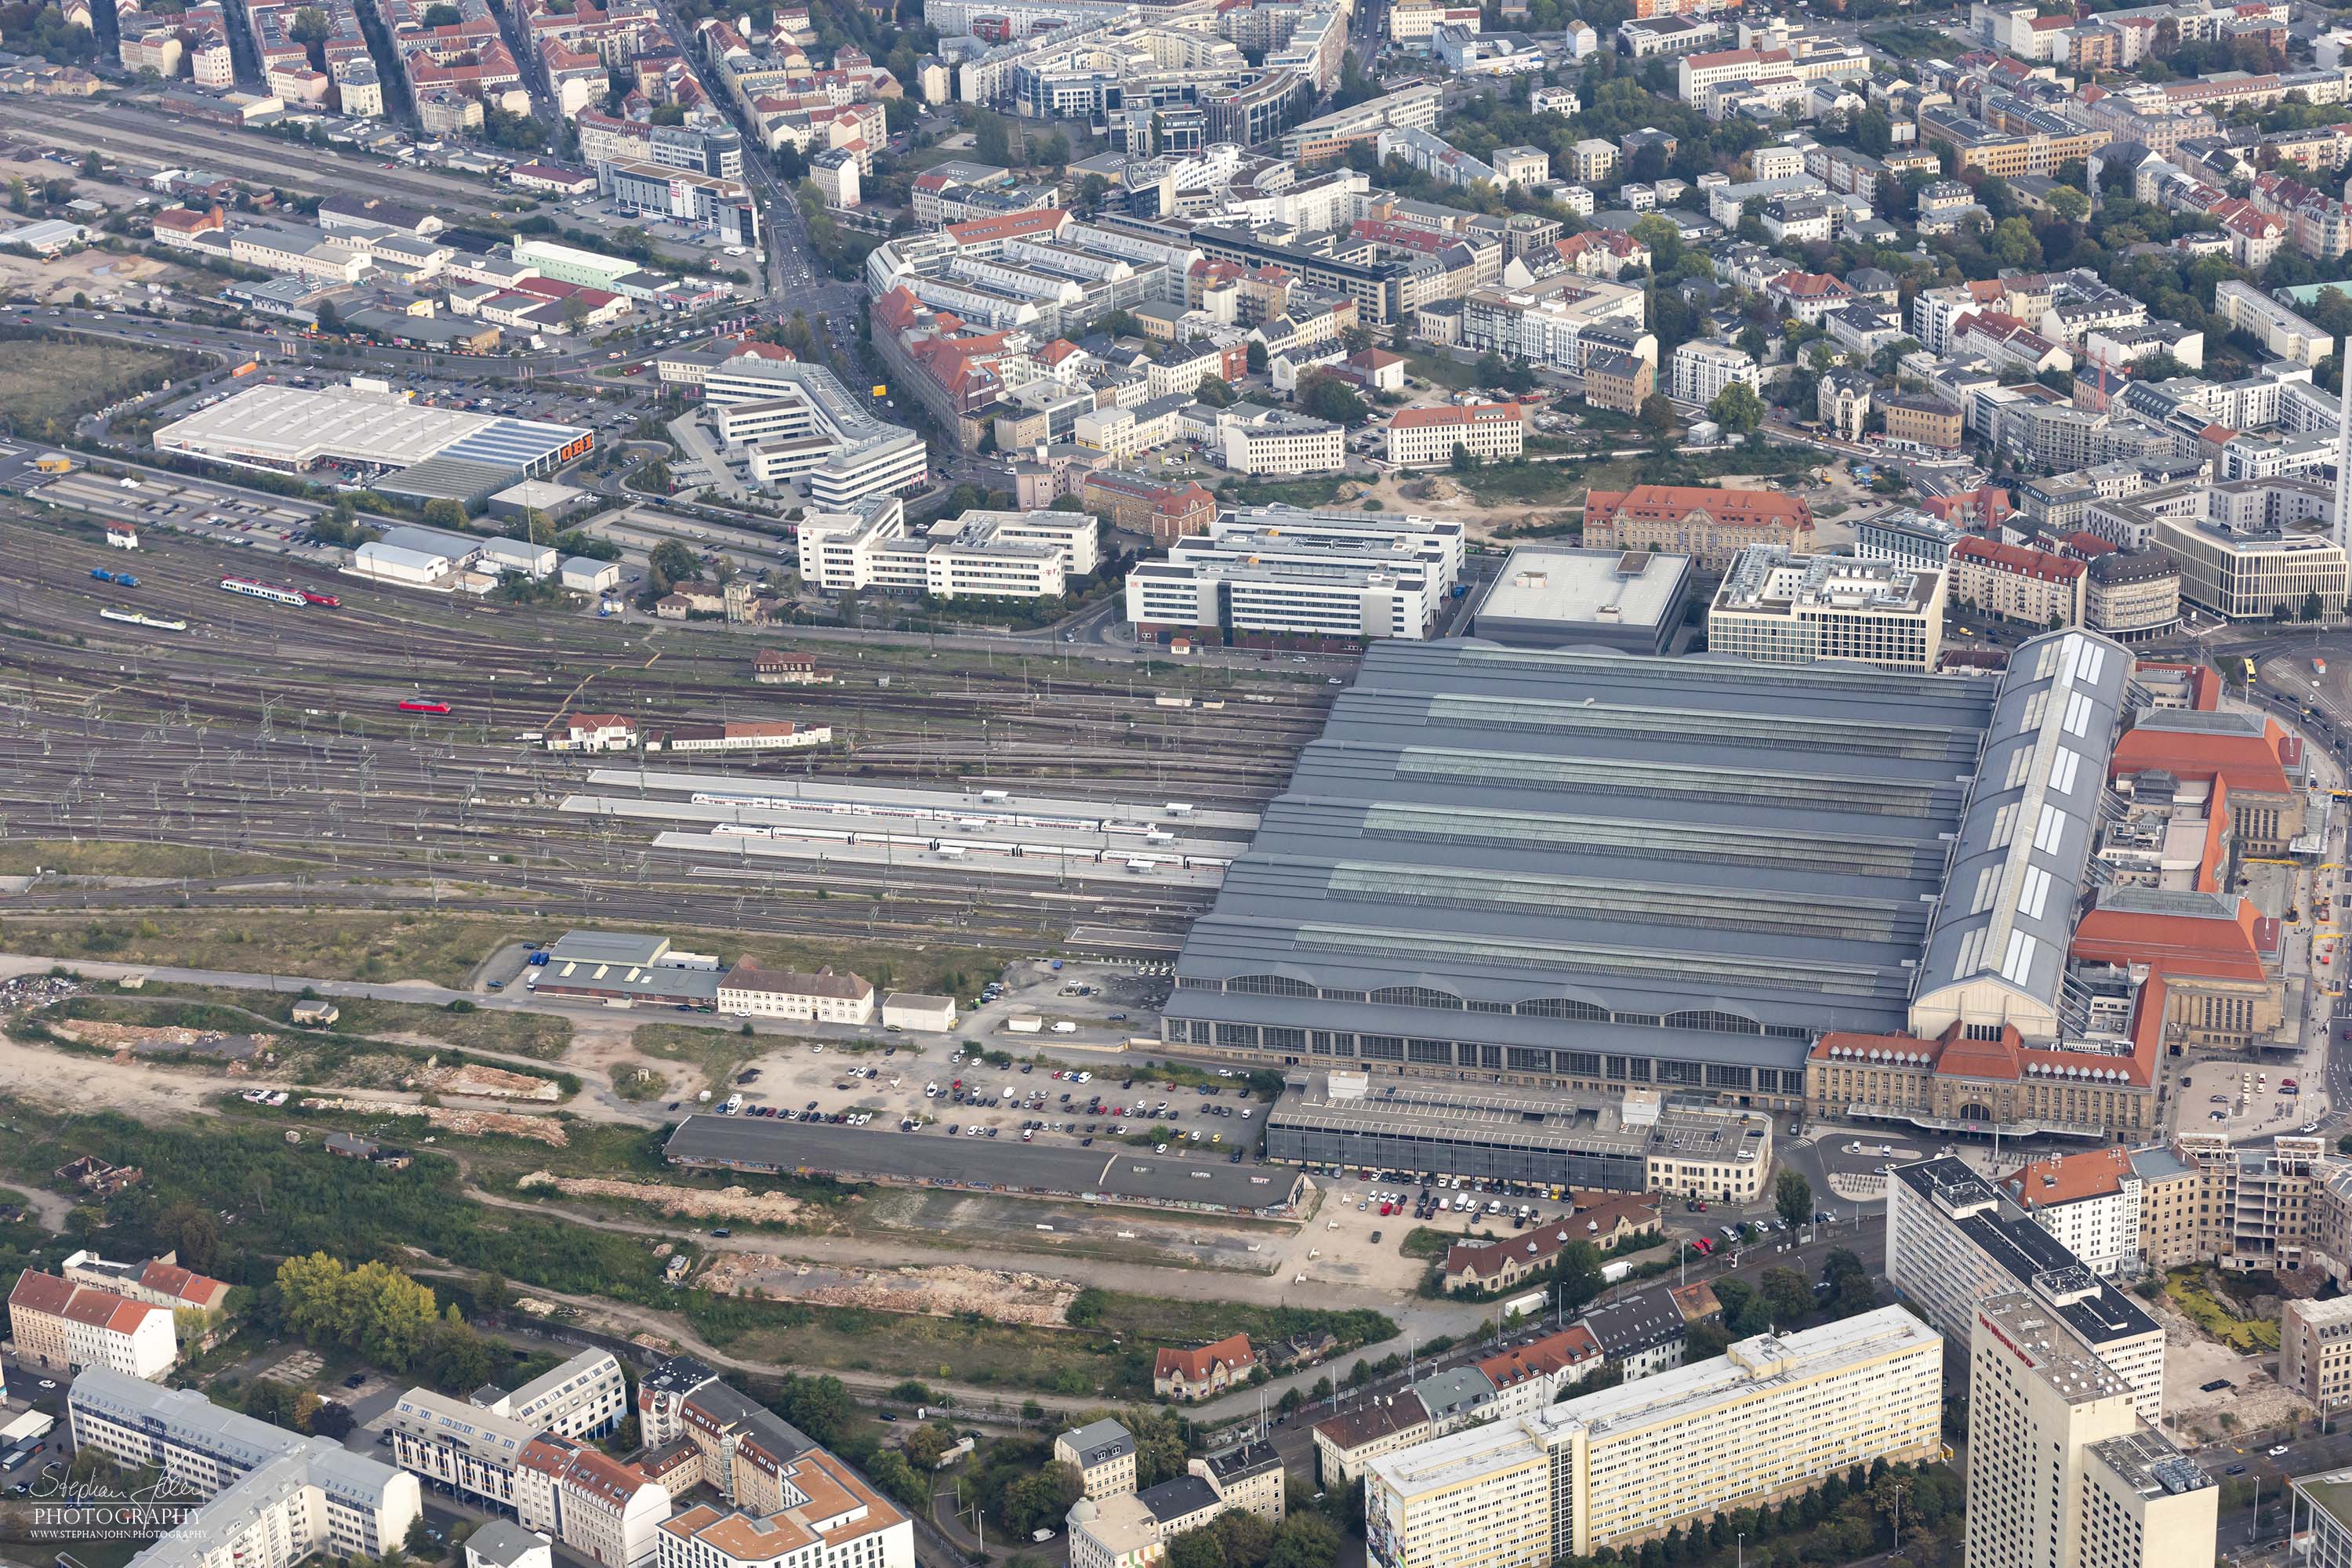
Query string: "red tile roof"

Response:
xmin=9 ymin=1269 xmax=171 ymax=1338
xmin=2072 ymin=895 xmax=2269 ymax=983
xmin=1952 ymin=536 xmax=2085 ymax=583
xmin=943 ymin=209 xmax=1068 ymax=247
xmin=1586 ymin=484 xmax=1812 ymax=532
xmin=1475 ymin=1326 xmax=1599 ymax=1389
xmin=2110 ymin=716 xmax=2294 ymax=795
xmin=1155 ymin=1332 xmax=1255 ymax=1383
xmin=1388 ymin=402 xmax=1523 ymax=430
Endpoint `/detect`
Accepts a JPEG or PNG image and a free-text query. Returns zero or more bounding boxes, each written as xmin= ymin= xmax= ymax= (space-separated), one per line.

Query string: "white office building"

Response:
xmin=796 ymin=499 xmax=1099 ymax=600
xmin=480 ymin=1348 xmax=630 ymax=1441
xmin=693 ymin=354 xmax=927 ymax=506
xmin=1964 ymin=1294 xmax=2215 ymax=1568
xmin=1125 ymin=508 xmax=1465 ymax=644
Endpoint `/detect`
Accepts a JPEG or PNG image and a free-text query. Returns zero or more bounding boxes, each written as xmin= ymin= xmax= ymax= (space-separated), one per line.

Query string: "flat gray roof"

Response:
xmin=1475 ymin=546 xmax=1692 ymax=631
xmin=1167 ymin=639 xmax=2006 ymax=1066
xmin=665 ymin=1114 xmax=1307 ymax=1214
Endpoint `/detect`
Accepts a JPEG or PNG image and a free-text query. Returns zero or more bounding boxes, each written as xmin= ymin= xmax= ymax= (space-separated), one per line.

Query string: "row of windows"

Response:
xmin=1193 ymin=975 xmax=1808 ymax=1038
xmin=1175 ymin=1018 xmax=1808 ymax=1094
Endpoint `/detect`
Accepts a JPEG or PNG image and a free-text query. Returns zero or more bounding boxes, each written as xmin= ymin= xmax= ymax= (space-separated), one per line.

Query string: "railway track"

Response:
xmin=0 ymin=510 xmax=1316 ymax=945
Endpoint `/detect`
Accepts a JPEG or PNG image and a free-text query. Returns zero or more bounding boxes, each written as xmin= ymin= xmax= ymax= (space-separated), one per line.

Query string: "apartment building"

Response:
xmin=1886 ymin=1158 xmax=2165 ymax=1421
xmin=1381 ymin=403 xmax=1524 ymax=467
xmin=1312 ymin=1394 xmax=1432 ymax=1488
xmin=1996 ymin=1148 xmax=2140 ymax=1276
xmin=1583 ymin=484 xmax=1814 ymax=571
xmin=2169 ymin=1133 xmax=2330 ymax=1274
xmin=477 ymin=1349 xmax=630 ymax=1441
xmin=2281 ymin=1296 xmax=2352 ymax=1414
xmin=60 ymin=1249 xmax=232 ymax=1322
xmin=716 ymin=962 xmax=877 ymax=1025
xmin=1963 ymin=1294 xmax=2214 ymax=1568
xmin=1055 ymin=1419 xmax=1138 ymax=1501
xmin=8 ymin=1269 xmax=177 ymax=1378
xmin=388 ymin=1383 xmax=539 ymax=1512
xmin=1222 ymin=412 xmax=1345 ymax=475
xmin=652 ymin=1445 xmax=912 ymax=1568
xmin=515 ymin=1433 xmax=672 ymax=1568
xmin=2215 ymin=280 xmax=2330 ymax=366
xmin=1881 ymin=392 xmax=1965 ymax=449
xmin=1474 ymin=1327 xmax=1602 ymax=1423
xmin=1947 ymin=537 xmax=2086 ymax=629
xmin=71 ymin=1367 xmax=422 ymax=1568
xmin=1667 ymin=339 xmax=1759 ymax=406
xmin=1705 ymin=546 xmax=1947 ymax=673
xmin=1366 ymin=1308 xmax=1940 ymax=1563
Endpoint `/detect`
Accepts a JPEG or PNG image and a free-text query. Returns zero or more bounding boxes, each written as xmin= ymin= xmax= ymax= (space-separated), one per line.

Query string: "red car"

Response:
xmin=1692 ymin=1237 xmax=1714 ymax=1255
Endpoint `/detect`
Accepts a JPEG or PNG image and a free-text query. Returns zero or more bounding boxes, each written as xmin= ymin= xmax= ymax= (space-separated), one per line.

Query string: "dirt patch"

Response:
xmin=699 ymin=1254 xmax=1081 ymax=1327
xmin=413 ymin=1059 xmax=563 ymax=1102
xmin=517 ymin=1171 xmax=804 ymax=1222
xmin=298 ymin=1096 xmax=569 ymax=1145
xmin=52 ymin=1018 xmax=266 ymax=1061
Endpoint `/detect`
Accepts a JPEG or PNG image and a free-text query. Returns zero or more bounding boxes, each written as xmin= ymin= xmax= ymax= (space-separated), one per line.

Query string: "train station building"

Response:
xmin=1160 ymin=631 xmax=2261 ymax=1145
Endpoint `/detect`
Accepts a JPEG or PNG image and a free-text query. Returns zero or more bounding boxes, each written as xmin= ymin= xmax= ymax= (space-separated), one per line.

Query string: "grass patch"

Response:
xmin=1220 ymin=474 xmax=1354 ymax=509
xmin=2 ymin=913 xmax=1013 ymax=997
xmin=1404 ymin=353 xmax=1483 ymax=392
xmin=140 ymin=982 xmax=572 ymax=1059
xmin=633 ymin=1022 xmax=753 ymax=1094
xmin=1398 ymin=1226 xmax=1454 ymax=1259
xmin=683 ymin=1290 xmax=1393 ymax=1399
xmin=1864 ymin=20 xmax=1958 ymax=54
xmin=2162 ymin=1269 xmax=2281 ymax=1352
xmin=0 ymin=840 xmax=299 ymax=879
xmin=0 ymin=333 xmax=194 ymax=430
xmin=612 ymin=1062 xmax=670 ymax=1102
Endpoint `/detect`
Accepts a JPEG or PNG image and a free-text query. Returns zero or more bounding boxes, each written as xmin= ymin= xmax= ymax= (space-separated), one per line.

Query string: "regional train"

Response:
xmin=689 ymin=790 xmax=1159 ymax=837
xmin=216 ymin=577 xmax=341 ymax=608
xmin=708 ymin=819 xmax=1229 ymax=872
xmin=98 ymin=607 xmax=187 ymax=631
xmin=397 ymin=699 xmax=454 ymax=715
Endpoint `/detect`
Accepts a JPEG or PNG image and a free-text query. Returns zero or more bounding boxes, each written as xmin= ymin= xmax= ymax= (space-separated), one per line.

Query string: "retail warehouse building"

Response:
xmin=1160 ymin=632 xmax=2163 ymax=1130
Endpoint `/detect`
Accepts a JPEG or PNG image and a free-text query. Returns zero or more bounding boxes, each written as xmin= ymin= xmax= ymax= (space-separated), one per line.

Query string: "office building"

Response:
xmin=652 ymin=1446 xmax=911 ymax=1568
xmin=668 ymin=347 xmax=926 ymax=506
xmin=1469 ymin=546 xmax=1693 ymax=655
xmin=71 ymin=1367 xmax=422 ymax=1568
xmin=2085 ymin=551 xmax=2183 ymax=641
xmin=2145 ymin=511 xmax=2347 ymax=620
xmin=1313 ymin=1394 xmax=1432 ymax=1488
xmin=1364 ymin=1308 xmax=1941 ymax=1563
xmin=387 ymin=1385 xmax=538 ymax=1512
xmin=1854 ymin=510 xmax=1965 ymax=570
xmin=1222 ymin=412 xmax=1345 ymax=475
xmin=1963 ymin=1293 xmax=2214 ymax=1568
xmin=1126 ymin=508 xmax=1461 ymax=645
xmin=515 ymin=1434 xmax=671 ymax=1568
xmin=1705 ymin=546 xmax=1947 ymax=673
xmin=796 ymin=499 xmax=1098 ymax=601
xmin=1887 ymin=1157 xmax=2165 ymax=1421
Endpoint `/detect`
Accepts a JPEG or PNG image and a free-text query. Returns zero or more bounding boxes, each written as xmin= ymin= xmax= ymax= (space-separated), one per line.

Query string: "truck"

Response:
xmin=1007 ymin=1016 xmax=1043 ymax=1033
xmin=721 ymin=1093 xmax=744 ymax=1114
xmin=528 ymin=950 xmax=551 ymax=965
xmin=1602 ymin=1260 xmax=1634 ymax=1285
xmin=2318 ymin=658 xmax=2330 ymax=677
xmin=1501 ymin=1290 xmax=1547 ymax=1322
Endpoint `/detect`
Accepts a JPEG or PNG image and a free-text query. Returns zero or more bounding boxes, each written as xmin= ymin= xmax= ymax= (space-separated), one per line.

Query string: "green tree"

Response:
xmin=1551 ymin=1238 xmax=1605 ymax=1313
xmin=314 ymin=298 xmax=345 ymax=336
xmin=1638 ymin=393 xmax=1675 ymax=441
xmin=1246 ymin=340 xmax=1269 ymax=375
xmin=1629 ymin=213 xmax=1682 ymax=272
xmin=1266 ymin=1513 xmax=1341 ymax=1568
xmin=1166 ymin=1527 xmax=1227 ymax=1568
xmin=1195 ymin=375 xmax=1236 ymax=408
xmin=2047 ymin=185 xmax=2090 ymax=224
xmin=1774 ymin=1168 xmax=1813 ymax=1230
xmin=1298 ymin=372 xmax=1368 ymax=426
xmin=421 ymin=1 xmax=461 ymax=22
xmin=2304 ymin=589 xmax=2326 ymax=622
xmin=156 ymin=1200 xmax=223 ymax=1273
xmin=289 ymin=5 xmax=329 ymax=42
xmin=422 ymin=498 xmax=468 ymax=529
xmin=1758 ymin=1266 xmax=1812 ymax=1327
xmin=1708 ymin=381 xmax=1763 ymax=435
xmin=650 ymin=539 xmax=700 ymax=583
xmin=1210 ymin=1508 xmax=1274 ymax=1568
xmin=781 ymin=1374 xmax=854 ymax=1447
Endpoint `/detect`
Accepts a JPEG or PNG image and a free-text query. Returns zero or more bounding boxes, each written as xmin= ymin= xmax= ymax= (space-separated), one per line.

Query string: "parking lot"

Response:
xmin=714 ymin=1044 xmax=1270 ymax=1165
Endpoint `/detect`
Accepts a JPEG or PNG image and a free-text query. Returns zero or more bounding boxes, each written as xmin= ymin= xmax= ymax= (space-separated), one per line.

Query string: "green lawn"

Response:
xmin=0 ymin=841 xmax=298 ymax=878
